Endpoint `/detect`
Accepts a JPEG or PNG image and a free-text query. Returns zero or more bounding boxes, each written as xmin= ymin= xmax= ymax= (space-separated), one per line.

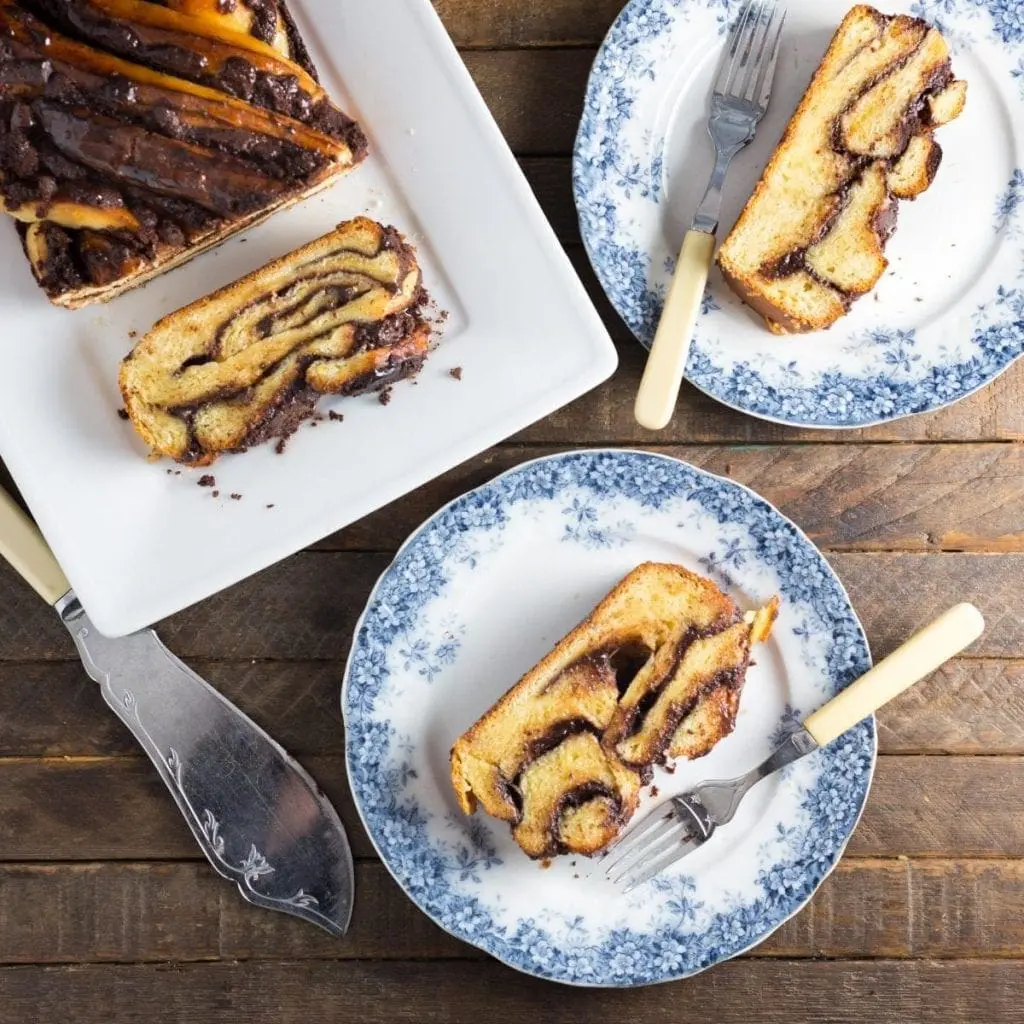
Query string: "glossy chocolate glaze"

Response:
xmin=0 ymin=0 xmax=365 ymax=299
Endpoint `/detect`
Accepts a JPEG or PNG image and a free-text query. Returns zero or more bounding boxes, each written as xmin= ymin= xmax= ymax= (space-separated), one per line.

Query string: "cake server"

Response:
xmin=604 ymin=603 xmax=985 ymax=890
xmin=0 ymin=486 xmax=354 ymax=937
xmin=634 ymin=0 xmax=786 ymax=431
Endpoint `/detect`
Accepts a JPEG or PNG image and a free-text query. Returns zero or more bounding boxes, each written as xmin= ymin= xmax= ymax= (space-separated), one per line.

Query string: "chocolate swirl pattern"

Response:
xmin=450 ymin=563 xmax=778 ymax=860
xmin=119 ymin=218 xmax=432 ymax=464
xmin=0 ymin=0 xmax=366 ymax=308
xmin=717 ymin=5 xmax=967 ymax=334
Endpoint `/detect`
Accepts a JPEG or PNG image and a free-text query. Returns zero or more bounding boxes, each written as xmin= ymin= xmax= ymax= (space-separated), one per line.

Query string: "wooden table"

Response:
xmin=2 ymin=3 xmax=1023 ymax=1021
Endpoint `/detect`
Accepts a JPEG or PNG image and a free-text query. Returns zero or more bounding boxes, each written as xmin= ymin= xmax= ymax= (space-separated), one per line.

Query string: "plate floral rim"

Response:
xmin=341 ymin=449 xmax=877 ymax=987
xmin=572 ymin=0 xmax=1024 ymax=430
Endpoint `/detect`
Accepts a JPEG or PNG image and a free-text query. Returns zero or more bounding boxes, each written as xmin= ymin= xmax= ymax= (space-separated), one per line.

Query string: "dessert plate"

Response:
xmin=343 ymin=450 xmax=875 ymax=987
xmin=0 ymin=0 xmax=616 ymax=637
xmin=574 ymin=0 xmax=1024 ymax=428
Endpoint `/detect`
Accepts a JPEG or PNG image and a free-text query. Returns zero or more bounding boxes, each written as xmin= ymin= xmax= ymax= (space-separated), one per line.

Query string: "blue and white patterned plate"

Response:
xmin=342 ymin=450 xmax=876 ymax=987
xmin=574 ymin=0 xmax=1024 ymax=428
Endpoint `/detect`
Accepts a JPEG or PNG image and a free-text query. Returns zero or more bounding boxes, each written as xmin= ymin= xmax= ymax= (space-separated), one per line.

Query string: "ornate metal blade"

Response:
xmin=58 ymin=594 xmax=354 ymax=937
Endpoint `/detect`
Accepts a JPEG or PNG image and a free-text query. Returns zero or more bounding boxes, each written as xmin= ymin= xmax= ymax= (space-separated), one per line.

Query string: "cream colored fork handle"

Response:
xmin=634 ymin=230 xmax=716 ymax=431
xmin=804 ymin=603 xmax=985 ymax=747
xmin=0 ymin=488 xmax=69 ymax=605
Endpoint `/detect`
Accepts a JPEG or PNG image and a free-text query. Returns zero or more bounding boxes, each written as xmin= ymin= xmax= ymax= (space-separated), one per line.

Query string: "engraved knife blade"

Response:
xmin=0 ymin=480 xmax=354 ymax=935
xmin=55 ymin=593 xmax=354 ymax=936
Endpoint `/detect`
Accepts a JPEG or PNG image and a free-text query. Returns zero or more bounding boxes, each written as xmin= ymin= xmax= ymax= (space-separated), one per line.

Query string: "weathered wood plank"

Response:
xmin=438 ymin=0 xmax=621 ymax=48
xmin=3 ymin=657 xmax=1021 ymax=758
xmin=463 ymin=50 xmax=593 ymax=154
xmin=321 ymin=444 xmax=1024 ymax=554
xmin=0 ymin=756 xmax=1021 ymax=861
xmin=2 ymin=960 xmax=1023 ymax=1024
xmin=0 ymin=552 xmax=1019 ymax=661
xmin=877 ymin=658 xmax=1024 ymax=755
xmin=0 ymin=661 xmax=347 ymax=758
xmin=0 ymin=858 xmax=1020 ymax=965
xmin=519 ymin=157 xmax=580 ymax=242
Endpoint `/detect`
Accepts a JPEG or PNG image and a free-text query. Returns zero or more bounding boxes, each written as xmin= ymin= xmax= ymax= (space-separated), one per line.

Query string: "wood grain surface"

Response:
xmin=0 ymin=2 xmax=1020 ymax=1020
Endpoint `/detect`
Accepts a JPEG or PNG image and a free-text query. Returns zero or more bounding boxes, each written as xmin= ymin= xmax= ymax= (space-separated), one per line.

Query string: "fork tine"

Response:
xmin=714 ymin=0 xmax=760 ymax=96
xmin=738 ymin=1 xmax=778 ymax=101
xmin=753 ymin=7 xmax=786 ymax=108
xmin=603 ymin=812 xmax=681 ymax=879
xmin=621 ymin=835 xmax=703 ymax=893
xmin=609 ymin=823 xmax=695 ymax=885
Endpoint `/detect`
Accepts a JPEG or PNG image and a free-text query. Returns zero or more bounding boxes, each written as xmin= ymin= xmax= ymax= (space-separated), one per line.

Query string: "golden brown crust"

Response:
xmin=449 ymin=563 xmax=778 ymax=860
xmin=119 ymin=217 xmax=432 ymax=464
xmin=716 ymin=5 xmax=965 ymax=334
xmin=0 ymin=0 xmax=365 ymax=308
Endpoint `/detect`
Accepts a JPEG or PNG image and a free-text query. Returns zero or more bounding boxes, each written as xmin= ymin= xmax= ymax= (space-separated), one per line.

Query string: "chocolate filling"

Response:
xmin=758 ymin=30 xmax=954 ymax=298
xmin=0 ymin=0 xmax=364 ymax=297
xmin=617 ymin=618 xmax=739 ymax=745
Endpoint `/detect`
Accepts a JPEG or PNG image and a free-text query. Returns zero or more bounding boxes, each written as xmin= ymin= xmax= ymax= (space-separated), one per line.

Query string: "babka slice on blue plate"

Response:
xmin=450 ymin=563 xmax=778 ymax=860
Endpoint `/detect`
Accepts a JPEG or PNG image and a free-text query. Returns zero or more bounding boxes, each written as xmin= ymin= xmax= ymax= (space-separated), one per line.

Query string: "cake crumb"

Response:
xmin=197 ymin=475 xmax=216 ymax=488
xmin=328 ymin=410 xmax=344 ymax=422
xmin=211 ymin=490 xmax=220 ymax=498
xmin=379 ymin=387 xmax=393 ymax=406
xmin=128 ymin=330 xmax=138 ymax=339
xmin=117 ymin=408 xmax=129 ymax=420
xmin=540 ymin=859 xmax=552 ymax=870
xmin=230 ymin=493 xmax=242 ymax=501
xmin=449 ymin=366 xmax=463 ymax=381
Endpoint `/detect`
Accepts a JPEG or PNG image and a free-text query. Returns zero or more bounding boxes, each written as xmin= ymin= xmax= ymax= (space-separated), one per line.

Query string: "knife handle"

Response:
xmin=804 ymin=603 xmax=985 ymax=746
xmin=634 ymin=229 xmax=716 ymax=432
xmin=0 ymin=487 xmax=69 ymax=605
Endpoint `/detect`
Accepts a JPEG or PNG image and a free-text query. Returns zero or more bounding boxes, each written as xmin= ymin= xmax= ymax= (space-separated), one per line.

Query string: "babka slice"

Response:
xmin=450 ymin=563 xmax=778 ymax=860
xmin=119 ymin=217 xmax=433 ymax=464
xmin=0 ymin=0 xmax=366 ymax=308
xmin=717 ymin=5 xmax=966 ymax=334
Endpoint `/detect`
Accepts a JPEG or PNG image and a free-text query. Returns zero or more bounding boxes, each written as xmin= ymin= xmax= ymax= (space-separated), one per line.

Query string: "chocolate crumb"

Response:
xmin=128 ymin=330 xmax=138 ymax=339
xmin=174 ymin=471 xmax=181 ymax=476
xmin=197 ymin=475 xmax=216 ymax=488
xmin=379 ymin=387 xmax=393 ymax=406
xmin=230 ymin=493 xmax=242 ymax=501
xmin=573 ymin=873 xmax=580 ymax=879
xmin=166 ymin=469 xmax=173 ymax=475
xmin=117 ymin=408 xmax=129 ymax=420
xmin=650 ymin=785 xmax=660 ymax=798
xmin=449 ymin=366 xmax=463 ymax=381
xmin=275 ymin=439 xmax=287 ymax=455
xmin=310 ymin=421 xmax=318 ymax=427
xmin=212 ymin=490 xmax=220 ymax=498
xmin=266 ymin=503 xmax=275 ymax=509
xmin=328 ymin=411 xmax=344 ymax=422
xmin=664 ymin=764 xmax=676 ymax=775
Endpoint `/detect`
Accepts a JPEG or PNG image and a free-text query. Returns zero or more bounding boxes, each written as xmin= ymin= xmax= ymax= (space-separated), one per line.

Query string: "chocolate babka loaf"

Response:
xmin=119 ymin=218 xmax=432 ymax=464
xmin=450 ymin=563 xmax=778 ymax=860
xmin=0 ymin=0 xmax=367 ymax=308
xmin=717 ymin=5 xmax=966 ymax=333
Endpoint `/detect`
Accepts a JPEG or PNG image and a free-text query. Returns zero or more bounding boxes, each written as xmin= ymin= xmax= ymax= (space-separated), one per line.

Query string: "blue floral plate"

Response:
xmin=574 ymin=0 xmax=1024 ymax=428
xmin=342 ymin=450 xmax=876 ymax=986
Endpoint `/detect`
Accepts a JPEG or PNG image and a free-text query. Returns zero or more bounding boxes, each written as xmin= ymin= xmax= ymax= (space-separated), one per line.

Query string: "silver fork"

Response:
xmin=634 ymin=0 xmax=787 ymax=431
xmin=604 ymin=604 xmax=986 ymax=892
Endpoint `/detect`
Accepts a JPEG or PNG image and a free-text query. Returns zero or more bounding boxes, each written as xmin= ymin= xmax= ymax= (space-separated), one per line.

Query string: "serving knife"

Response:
xmin=0 ymin=486 xmax=354 ymax=937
